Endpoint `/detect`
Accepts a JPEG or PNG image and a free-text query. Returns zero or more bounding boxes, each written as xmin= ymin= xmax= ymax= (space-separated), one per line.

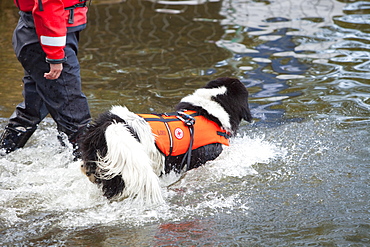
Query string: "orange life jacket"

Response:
xmin=138 ymin=111 xmax=230 ymax=157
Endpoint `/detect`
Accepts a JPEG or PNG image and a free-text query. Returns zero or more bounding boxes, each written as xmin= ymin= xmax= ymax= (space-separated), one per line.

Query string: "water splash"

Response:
xmin=0 ymin=123 xmax=282 ymax=244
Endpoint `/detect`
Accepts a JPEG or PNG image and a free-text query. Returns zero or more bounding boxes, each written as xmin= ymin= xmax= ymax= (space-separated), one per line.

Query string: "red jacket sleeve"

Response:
xmin=33 ymin=0 xmax=67 ymax=63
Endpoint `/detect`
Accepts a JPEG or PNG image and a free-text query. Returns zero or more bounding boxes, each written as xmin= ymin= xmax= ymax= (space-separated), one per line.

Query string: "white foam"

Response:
xmin=207 ymin=133 xmax=286 ymax=178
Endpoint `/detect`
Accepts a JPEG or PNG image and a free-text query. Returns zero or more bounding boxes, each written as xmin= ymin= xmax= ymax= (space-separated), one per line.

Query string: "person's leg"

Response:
xmin=41 ymin=31 xmax=91 ymax=146
xmin=1 ymin=16 xmax=48 ymax=154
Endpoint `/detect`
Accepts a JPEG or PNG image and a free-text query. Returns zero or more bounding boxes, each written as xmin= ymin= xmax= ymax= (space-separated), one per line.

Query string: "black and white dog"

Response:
xmin=80 ymin=77 xmax=252 ymax=204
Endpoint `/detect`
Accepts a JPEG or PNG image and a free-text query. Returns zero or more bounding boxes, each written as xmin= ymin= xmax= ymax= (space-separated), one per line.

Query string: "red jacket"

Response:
xmin=14 ymin=0 xmax=88 ymax=62
xmin=138 ymin=111 xmax=230 ymax=157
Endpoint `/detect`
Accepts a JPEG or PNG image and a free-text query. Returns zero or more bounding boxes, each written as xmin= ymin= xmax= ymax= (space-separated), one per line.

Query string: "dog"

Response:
xmin=79 ymin=77 xmax=252 ymax=204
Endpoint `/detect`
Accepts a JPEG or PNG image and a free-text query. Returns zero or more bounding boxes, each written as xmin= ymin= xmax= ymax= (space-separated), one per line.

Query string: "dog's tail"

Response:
xmin=97 ymin=121 xmax=164 ymax=204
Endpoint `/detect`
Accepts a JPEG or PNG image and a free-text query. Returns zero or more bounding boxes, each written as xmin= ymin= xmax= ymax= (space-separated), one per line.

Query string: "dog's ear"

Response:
xmin=241 ymin=84 xmax=253 ymax=123
xmin=243 ymin=100 xmax=253 ymax=123
xmin=229 ymin=78 xmax=253 ymax=123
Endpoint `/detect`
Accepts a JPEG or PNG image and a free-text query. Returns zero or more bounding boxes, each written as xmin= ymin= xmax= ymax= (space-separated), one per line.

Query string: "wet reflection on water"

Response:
xmin=0 ymin=0 xmax=369 ymax=125
xmin=79 ymin=0 xmax=232 ymax=113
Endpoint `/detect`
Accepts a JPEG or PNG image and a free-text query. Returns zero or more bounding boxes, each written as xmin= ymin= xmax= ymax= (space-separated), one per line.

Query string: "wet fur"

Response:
xmin=79 ymin=77 xmax=252 ymax=203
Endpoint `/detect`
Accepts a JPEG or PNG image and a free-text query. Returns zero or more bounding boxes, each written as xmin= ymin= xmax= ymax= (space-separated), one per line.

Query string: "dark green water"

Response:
xmin=0 ymin=0 xmax=369 ymax=246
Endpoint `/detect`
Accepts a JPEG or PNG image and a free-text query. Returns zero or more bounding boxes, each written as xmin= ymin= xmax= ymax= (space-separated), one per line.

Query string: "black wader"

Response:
xmin=0 ymin=11 xmax=91 ymax=155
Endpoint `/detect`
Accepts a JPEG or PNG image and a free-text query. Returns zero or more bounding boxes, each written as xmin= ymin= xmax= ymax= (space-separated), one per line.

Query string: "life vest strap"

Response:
xmin=176 ymin=111 xmax=195 ymax=171
xmin=217 ymin=131 xmax=231 ymax=139
xmin=142 ymin=111 xmax=199 ymax=123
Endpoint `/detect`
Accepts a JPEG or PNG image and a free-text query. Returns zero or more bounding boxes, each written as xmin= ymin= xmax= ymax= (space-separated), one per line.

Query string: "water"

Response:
xmin=0 ymin=0 xmax=369 ymax=246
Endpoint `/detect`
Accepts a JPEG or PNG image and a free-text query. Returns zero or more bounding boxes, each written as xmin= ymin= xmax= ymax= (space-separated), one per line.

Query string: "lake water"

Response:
xmin=0 ymin=0 xmax=369 ymax=246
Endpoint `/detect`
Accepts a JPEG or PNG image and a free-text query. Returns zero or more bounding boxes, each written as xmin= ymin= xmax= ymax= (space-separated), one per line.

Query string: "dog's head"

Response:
xmin=176 ymin=77 xmax=252 ymax=134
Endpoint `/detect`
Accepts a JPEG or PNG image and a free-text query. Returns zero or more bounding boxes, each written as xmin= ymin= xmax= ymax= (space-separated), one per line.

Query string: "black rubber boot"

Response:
xmin=0 ymin=124 xmax=37 ymax=154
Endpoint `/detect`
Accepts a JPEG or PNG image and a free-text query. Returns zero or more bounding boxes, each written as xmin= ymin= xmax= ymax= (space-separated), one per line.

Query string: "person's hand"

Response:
xmin=44 ymin=63 xmax=63 ymax=80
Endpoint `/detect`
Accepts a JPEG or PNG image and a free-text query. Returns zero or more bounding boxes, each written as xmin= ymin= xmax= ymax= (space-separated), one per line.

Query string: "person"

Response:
xmin=0 ymin=0 xmax=91 ymax=157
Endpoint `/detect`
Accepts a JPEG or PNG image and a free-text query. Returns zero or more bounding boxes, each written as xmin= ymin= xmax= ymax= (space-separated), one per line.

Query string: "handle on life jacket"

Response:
xmin=176 ymin=111 xmax=195 ymax=127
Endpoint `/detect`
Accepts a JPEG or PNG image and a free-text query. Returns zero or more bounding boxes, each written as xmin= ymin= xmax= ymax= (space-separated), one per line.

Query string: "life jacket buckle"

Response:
xmin=176 ymin=111 xmax=195 ymax=126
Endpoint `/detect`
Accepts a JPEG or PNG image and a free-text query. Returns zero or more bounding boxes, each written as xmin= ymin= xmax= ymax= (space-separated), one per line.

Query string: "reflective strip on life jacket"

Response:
xmin=138 ymin=111 xmax=230 ymax=157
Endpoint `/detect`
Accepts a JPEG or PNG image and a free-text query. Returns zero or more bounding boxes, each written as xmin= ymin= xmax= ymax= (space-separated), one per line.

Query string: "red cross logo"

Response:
xmin=174 ymin=128 xmax=184 ymax=139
